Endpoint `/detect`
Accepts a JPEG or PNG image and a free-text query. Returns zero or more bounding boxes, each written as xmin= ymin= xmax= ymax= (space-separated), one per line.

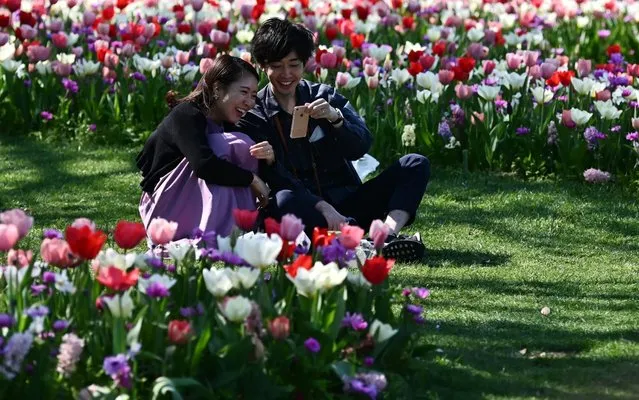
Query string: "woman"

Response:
xmin=136 ymin=55 xmax=274 ymax=241
xmin=237 ymin=18 xmax=430 ymax=261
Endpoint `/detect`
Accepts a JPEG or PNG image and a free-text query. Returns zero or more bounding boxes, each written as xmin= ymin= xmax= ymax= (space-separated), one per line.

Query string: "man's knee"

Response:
xmin=399 ymin=154 xmax=430 ymax=180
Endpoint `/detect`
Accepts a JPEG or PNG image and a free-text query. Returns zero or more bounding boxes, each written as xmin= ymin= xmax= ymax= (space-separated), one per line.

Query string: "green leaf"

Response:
xmin=152 ymin=377 xmax=213 ymax=400
xmin=331 ymin=361 xmax=355 ymax=381
xmin=324 ymin=286 xmax=347 ymax=341
xmin=189 ymin=325 xmax=211 ymax=376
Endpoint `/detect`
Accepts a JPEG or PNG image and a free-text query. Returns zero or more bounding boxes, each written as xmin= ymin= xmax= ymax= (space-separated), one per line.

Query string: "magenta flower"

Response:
xmin=626 ymin=132 xmax=639 ymax=142
xmin=41 ymin=111 xmax=53 ymax=121
xmin=304 ymin=337 xmax=321 ymax=353
xmin=583 ymin=168 xmax=611 ymax=184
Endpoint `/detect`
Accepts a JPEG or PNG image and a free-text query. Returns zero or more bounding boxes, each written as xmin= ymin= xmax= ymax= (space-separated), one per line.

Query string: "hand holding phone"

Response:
xmin=290 ymin=105 xmax=310 ymax=139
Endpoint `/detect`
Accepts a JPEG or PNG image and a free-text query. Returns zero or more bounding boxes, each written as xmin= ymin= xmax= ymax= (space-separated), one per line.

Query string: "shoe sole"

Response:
xmin=382 ymin=240 xmax=425 ymax=262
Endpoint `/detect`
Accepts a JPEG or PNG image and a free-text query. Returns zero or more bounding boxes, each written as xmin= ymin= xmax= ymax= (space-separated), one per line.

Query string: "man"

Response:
xmin=237 ymin=18 xmax=430 ymax=261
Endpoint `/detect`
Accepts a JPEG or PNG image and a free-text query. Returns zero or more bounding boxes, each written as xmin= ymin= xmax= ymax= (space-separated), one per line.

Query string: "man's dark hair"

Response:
xmin=251 ymin=18 xmax=315 ymax=65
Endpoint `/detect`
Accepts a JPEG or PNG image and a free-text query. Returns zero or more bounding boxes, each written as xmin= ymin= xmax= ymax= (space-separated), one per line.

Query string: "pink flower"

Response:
xmin=455 ymin=83 xmax=473 ymax=99
xmin=319 ymin=52 xmax=338 ymax=69
xmin=595 ymin=90 xmax=611 ymax=101
xmin=482 ymin=60 xmax=496 ymax=75
xmin=575 ymin=59 xmax=591 ymax=77
xmin=369 ymin=219 xmax=390 ymax=250
xmin=26 ymin=45 xmax=51 ymax=63
xmin=19 ymin=25 xmax=38 ymax=40
xmin=438 ymin=69 xmax=454 ymax=85
xmin=7 ymin=249 xmax=33 ymax=268
xmin=339 ymin=225 xmax=365 ymax=250
xmin=199 ymin=57 xmax=214 ymax=74
xmin=191 ymin=0 xmax=204 ymax=12
xmin=210 ymin=29 xmax=230 ymax=47
xmin=280 ymin=214 xmax=304 ymax=241
xmin=366 ymin=75 xmax=379 ymax=89
xmin=528 ymin=65 xmax=541 ymax=80
xmin=148 ymin=218 xmax=178 ymax=245
xmin=175 ymin=50 xmax=190 ymax=66
xmin=83 ymin=11 xmax=96 ymax=26
xmin=632 ymin=118 xmax=639 ymax=130
xmin=40 ymin=238 xmax=78 ymax=268
xmin=583 ymin=168 xmax=611 ymax=184
xmin=506 ymin=53 xmax=522 ymax=70
xmin=0 ymin=209 xmax=33 ymax=239
xmin=161 ymin=55 xmax=174 ymax=69
xmin=335 ymin=72 xmax=350 ymax=88
xmin=104 ymin=52 xmax=119 ymax=69
xmin=0 ymin=224 xmax=20 ymax=251
xmin=561 ymin=109 xmax=576 ymax=129
xmin=522 ymin=50 xmax=539 ymax=67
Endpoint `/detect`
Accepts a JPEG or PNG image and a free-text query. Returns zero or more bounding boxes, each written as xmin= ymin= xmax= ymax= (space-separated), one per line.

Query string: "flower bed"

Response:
xmin=1 ymin=1 xmax=639 ymax=183
xmin=0 ymin=208 xmax=430 ymax=398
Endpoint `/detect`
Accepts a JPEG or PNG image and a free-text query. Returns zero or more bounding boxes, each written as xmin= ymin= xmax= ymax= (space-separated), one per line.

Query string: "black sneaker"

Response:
xmin=382 ymin=232 xmax=426 ymax=262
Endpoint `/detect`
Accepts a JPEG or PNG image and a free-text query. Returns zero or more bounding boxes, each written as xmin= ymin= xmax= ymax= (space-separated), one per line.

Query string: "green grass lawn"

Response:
xmin=1 ymin=137 xmax=638 ymax=399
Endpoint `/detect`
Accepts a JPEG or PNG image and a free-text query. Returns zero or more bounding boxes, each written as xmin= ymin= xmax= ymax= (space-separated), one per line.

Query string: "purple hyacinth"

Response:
xmin=406 ymin=304 xmax=423 ymax=316
xmin=42 ymin=271 xmax=56 ymax=284
xmin=344 ymin=371 xmax=387 ymax=399
xmin=341 ymin=312 xmax=368 ymax=331
xmin=145 ymin=256 xmax=165 ymax=270
xmin=321 ymin=240 xmax=355 ymax=268
xmin=0 ymin=333 xmax=34 ymax=380
xmin=203 ymin=249 xmax=246 ymax=266
xmin=26 ymin=305 xmax=50 ymax=318
xmin=130 ymin=71 xmax=147 ymax=81
xmin=438 ymin=120 xmax=452 ymax=140
xmin=0 ymin=313 xmax=15 ymax=328
xmin=180 ymin=307 xmax=196 ymax=318
xmin=52 ymin=320 xmax=70 ymax=331
xmin=364 ymin=357 xmax=375 ymax=367
xmin=450 ymin=104 xmax=465 ymax=126
xmin=31 ymin=284 xmax=48 ymax=296
xmin=609 ymin=53 xmax=624 ymax=65
xmin=24 ymin=79 xmax=32 ymax=88
xmin=43 ymin=228 xmax=64 ymax=239
xmin=583 ymin=126 xmax=607 ymax=149
xmin=103 ymin=354 xmax=132 ymax=389
xmin=62 ymin=78 xmax=79 ymax=94
xmin=516 ymin=127 xmax=531 ymax=136
xmin=304 ymin=338 xmax=321 ymax=353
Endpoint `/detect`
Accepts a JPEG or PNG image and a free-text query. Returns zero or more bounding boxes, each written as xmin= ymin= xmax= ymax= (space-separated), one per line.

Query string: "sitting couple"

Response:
xmin=136 ymin=18 xmax=430 ymax=261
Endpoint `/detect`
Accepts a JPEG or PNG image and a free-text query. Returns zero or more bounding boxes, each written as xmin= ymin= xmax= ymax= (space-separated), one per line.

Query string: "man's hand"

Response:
xmin=315 ymin=200 xmax=347 ymax=231
xmin=250 ymin=174 xmax=270 ymax=208
xmin=305 ymin=99 xmax=340 ymax=123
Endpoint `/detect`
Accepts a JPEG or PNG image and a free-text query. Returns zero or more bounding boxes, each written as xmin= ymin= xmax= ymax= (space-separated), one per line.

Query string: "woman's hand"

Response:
xmin=250 ymin=141 xmax=275 ymax=165
xmin=250 ymin=174 xmax=270 ymax=208
xmin=315 ymin=200 xmax=347 ymax=231
xmin=305 ymin=99 xmax=340 ymax=122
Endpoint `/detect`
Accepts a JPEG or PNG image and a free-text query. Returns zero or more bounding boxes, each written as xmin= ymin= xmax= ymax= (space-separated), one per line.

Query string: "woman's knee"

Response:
xmin=399 ymin=154 xmax=430 ymax=180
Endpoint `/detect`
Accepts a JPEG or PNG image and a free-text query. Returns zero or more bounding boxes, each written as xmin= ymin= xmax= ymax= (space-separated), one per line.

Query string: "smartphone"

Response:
xmin=290 ymin=106 xmax=310 ymax=139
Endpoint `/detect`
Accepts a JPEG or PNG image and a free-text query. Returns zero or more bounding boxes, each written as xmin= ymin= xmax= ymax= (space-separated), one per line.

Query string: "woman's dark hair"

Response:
xmin=251 ymin=18 xmax=315 ymax=66
xmin=166 ymin=54 xmax=259 ymax=111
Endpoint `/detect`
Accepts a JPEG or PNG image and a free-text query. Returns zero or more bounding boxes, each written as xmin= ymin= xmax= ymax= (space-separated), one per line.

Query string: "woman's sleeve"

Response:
xmin=325 ymin=86 xmax=373 ymax=160
xmin=168 ymin=104 xmax=254 ymax=187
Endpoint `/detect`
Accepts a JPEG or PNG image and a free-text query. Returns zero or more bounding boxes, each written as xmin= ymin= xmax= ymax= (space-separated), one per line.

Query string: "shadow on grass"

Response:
xmin=424 ymin=248 xmax=511 ymax=268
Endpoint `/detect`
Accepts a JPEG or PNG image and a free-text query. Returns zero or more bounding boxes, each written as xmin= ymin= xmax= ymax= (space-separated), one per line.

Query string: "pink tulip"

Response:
xmin=528 ymin=65 xmax=541 ymax=80
xmin=161 ymin=55 xmax=174 ymax=69
xmin=240 ymin=4 xmax=253 ymax=20
xmin=333 ymin=46 xmax=346 ymax=59
xmin=199 ymin=43 xmax=214 ymax=58
xmin=51 ymin=32 xmax=68 ymax=48
xmin=148 ymin=218 xmax=177 ymax=245
xmin=210 ymin=29 xmax=230 ymax=47
xmin=102 ymin=66 xmax=116 ymax=80
xmin=522 ymin=50 xmax=539 ymax=67
xmin=175 ymin=50 xmax=190 ymax=66
xmin=455 ymin=83 xmax=473 ymax=100
xmin=280 ymin=214 xmax=304 ymax=241
xmin=438 ymin=69 xmax=455 ymax=85
xmin=506 ymin=53 xmax=522 ymax=70
xmin=339 ymin=225 xmax=365 ymax=250
xmin=0 ymin=209 xmax=33 ymax=239
xmin=540 ymin=62 xmax=558 ymax=79
xmin=0 ymin=224 xmax=20 ymax=251
xmin=240 ymin=51 xmax=251 ymax=64
xmin=369 ymin=220 xmax=390 ymax=250
xmin=576 ymin=59 xmax=592 ymax=77
xmin=7 ymin=249 xmax=33 ymax=268
xmin=27 ymin=45 xmax=51 ymax=62
xmin=319 ymin=52 xmax=337 ymax=69
xmin=143 ymin=23 xmax=155 ymax=38
xmin=632 ymin=118 xmax=639 ymax=130
xmin=40 ymin=238 xmax=77 ymax=267
xmin=104 ymin=52 xmax=119 ymax=68
xmin=595 ymin=90 xmax=611 ymax=101
xmin=121 ymin=43 xmax=135 ymax=57
xmin=67 ymin=0 xmax=78 ymax=8
xmin=561 ymin=109 xmax=576 ymax=129
xmin=72 ymin=46 xmax=83 ymax=58
xmin=83 ymin=10 xmax=96 ymax=26
xmin=627 ymin=64 xmax=639 ymax=77
xmin=71 ymin=218 xmax=95 ymax=232
xmin=366 ymin=75 xmax=379 ymax=89
xmin=335 ymin=72 xmax=350 ymax=88
xmin=191 ymin=0 xmax=204 ymax=12
xmin=199 ymin=57 xmax=214 ymax=74
xmin=364 ymin=64 xmax=377 ymax=76
xmin=93 ymin=39 xmax=110 ymax=52
xmin=482 ymin=60 xmax=496 ymax=75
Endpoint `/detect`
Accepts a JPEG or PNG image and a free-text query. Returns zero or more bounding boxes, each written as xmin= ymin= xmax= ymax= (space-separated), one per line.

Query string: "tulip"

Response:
xmin=339 ymin=225 xmax=364 ymax=250
xmin=0 ymin=224 xmax=20 ymax=251
xmin=202 ymin=268 xmax=234 ymax=297
xmin=220 ymin=296 xmax=252 ymax=322
xmin=210 ymin=29 xmax=230 ymax=47
xmin=632 ymin=118 xmax=639 ymax=130
xmin=0 ymin=209 xmax=33 ymax=239
xmin=191 ymin=0 xmax=204 ymax=12
xmin=175 ymin=50 xmax=190 ymax=66
xmin=369 ymin=220 xmax=390 ymax=250
xmin=455 ymin=83 xmax=473 ymax=100
xmin=40 ymin=238 xmax=77 ymax=267
xmin=287 ymin=261 xmax=347 ymax=297
xmin=148 ymin=218 xmax=177 ymax=245
xmin=168 ymin=320 xmax=191 ymax=344
xmin=369 ymin=319 xmax=398 ymax=342
xmin=234 ymin=232 xmax=282 ymax=269
xmin=319 ymin=52 xmax=337 ymax=69
xmin=7 ymin=249 xmax=33 ymax=268
xmin=96 ymin=267 xmax=140 ymax=291
xmin=569 ymin=108 xmax=593 ymax=126
xmin=103 ymin=291 xmax=134 ymax=318
xmin=438 ymin=69 xmax=454 ymax=85
xmin=104 ymin=52 xmax=119 ymax=68
xmin=361 ymin=256 xmax=394 ymax=284
xmin=366 ymin=75 xmax=379 ymax=89
xmin=232 ymin=209 xmax=258 ymax=232
xmin=522 ymin=50 xmax=539 ymax=67
xmin=506 ymin=53 xmax=522 ymax=70
xmin=234 ymin=267 xmax=260 ymax=289
xmin=268 ymin=316 xmax=290 ymax=340
xmin=540 ymin=62 xmax=558 ymax=79
xmin=114 ymin=221 xmax=146 ymax=250
xmin=0 ymin=33 xmax=8 ymax=47
xmin=83 ymin=11 xmax=96 ymax=26
xmin=199 ymin=57 xmax=214 ymax=74
xmin=482 ymin=60 xmax=496 ymax=75
xmin=595 ymin=90 xmax=611 ymax=101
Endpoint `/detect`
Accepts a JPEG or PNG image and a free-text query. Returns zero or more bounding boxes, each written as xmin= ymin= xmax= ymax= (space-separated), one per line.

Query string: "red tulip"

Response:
xmin=361 ymin=257 xmax=394 ymax=285
xmin=349 ymin=32 xmax=365 ymax=49
xmin=268 ymin=316 xmax=290 ymax=340
xmin=312 ymin=227 xmax=336 ymax=248
xmin=264 ymin=218 xmax=281 ymax=236
xmin=6 ymin=0 xmax=22 ymax=12
xmin=606 ymin=44 xmax=621 ymax=56
xmin=65 ymin=225 xmax=107 ymax=260
xmin=168 ymin=320 xmax=192 ymax=345
xmin=114 ymin=221 xmax=146 ymax=250
xmin=283 ymin=255 xmax=313 ymax=278
xmin=233 ymin=209 xmax=259 ymax=232
xmin=325 ymin=23 xmax=338 ymax=41
xmin=96 ymin=266 xmax=139 ymax=291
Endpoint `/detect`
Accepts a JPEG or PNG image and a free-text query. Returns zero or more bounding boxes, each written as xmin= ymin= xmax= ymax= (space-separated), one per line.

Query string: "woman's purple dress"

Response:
xmin=139 ymin=119 xmax=257 ymax=240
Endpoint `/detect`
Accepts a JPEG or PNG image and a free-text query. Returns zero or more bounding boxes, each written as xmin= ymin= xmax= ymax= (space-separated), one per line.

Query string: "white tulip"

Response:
xmin=234 ymin=232 xmax=282 ymax=269
xmin=478 ymin=85 xmax=500 ymax=101
xmin=221 ymin=296 xmax=252 ymax=322
xmin=167 ymin=240 xmax=192 ymax=261
xmin=467 ymin=27 xmax=484 ymax=42
xmin=234 ymin=267 xmax=260 ymax=290
xmin=138 ymin=274 xmax=176 ymax=295
xmin=55 ymin=271 xmax=76 ymax=294
xmin=369 ymin=319 xmax=398 ymax=343
xmin=571 ymin=77 xmax=597 ymax=96
xmin=569 ymin=108 xmax=593 ymax=126
xmin=217 ymin=235 xmax=233 ymax=253
xmin=103 ymin=291 xmax=134 ymax=318
xmin=390 ymin=68 xmax=412 ymax=86
xmin=236 ymin=29 xmax=254 ymax=43
xmin=203 ymin=267 xmax=234 ymax=298
xmin=415 ymin=71 xmax=437 ymax=90
xmin=416 ymin=90 xmax=432 ymax=104
xmin=287 ymin=261 xmax=347 ymax=297
xmin=594 ymin=100 xmax=622 ymax=120
xmin=530 ymin=87 xmax=554 ymax=104
xmin=504 ymin=72 xmax=527 ymax=90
